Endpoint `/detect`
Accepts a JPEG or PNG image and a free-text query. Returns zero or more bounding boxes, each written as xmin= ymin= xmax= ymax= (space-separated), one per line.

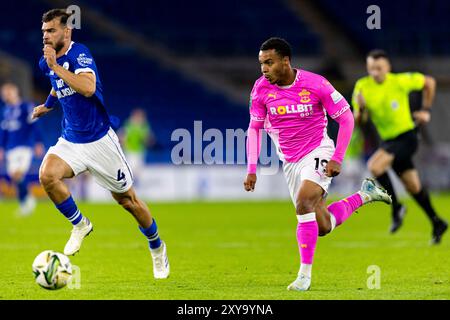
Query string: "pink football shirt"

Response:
xmin=249 ymin=69 xmax=351 ymax=163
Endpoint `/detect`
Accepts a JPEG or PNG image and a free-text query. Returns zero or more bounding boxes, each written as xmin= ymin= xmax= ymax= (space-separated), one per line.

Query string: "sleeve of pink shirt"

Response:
xmin=318 ymin=78 xmax=354 ymax=164
xmin=247 ymin=81 xmax=267 ymax=174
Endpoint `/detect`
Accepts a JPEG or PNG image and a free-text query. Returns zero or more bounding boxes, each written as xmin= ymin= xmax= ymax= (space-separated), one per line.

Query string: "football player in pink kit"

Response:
xmin=244 ymin=38 xmax=392 ymax=291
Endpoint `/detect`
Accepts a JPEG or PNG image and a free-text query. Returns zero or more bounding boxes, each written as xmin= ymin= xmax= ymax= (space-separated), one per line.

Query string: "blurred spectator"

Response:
xmin=120 ymin=108 xmax=156 ymax=174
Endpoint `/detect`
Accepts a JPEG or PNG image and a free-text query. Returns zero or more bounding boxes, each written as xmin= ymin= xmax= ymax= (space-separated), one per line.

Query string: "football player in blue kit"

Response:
xmin=0 ymin=82 xmax=44 ymax=216
xmin=32 ymin=9 xmax=169 ymax=279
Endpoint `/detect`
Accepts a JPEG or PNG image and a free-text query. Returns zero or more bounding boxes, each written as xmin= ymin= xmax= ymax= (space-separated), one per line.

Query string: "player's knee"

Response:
xmin=39 ymin=168 xmax=59 ymax=189
xmin=116 ymin=195 xmax=137 ymax=213
xmin=406 ymin=182 xmax=421 ymax=195
xmin=11 ymin=172 xmax=24 ymax=183
xmin=368 ymin=162 xmax=384 ymax=177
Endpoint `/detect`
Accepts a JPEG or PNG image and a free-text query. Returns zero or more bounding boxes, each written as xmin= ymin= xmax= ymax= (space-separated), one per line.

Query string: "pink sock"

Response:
xmin=297 ymin=213 xmax=318 ymax=265
xmin=328 ymin=193 xmax=363 ymax=227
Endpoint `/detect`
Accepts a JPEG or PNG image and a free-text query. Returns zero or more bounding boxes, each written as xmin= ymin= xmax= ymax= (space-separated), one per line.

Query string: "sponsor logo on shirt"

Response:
xmin=391 ymin=100 xmax=399 ymax=110
xmin=250 ymin=114 xmax=266 ymax=122
xmin=55 ymin=78 xmax=76 ymax=99
xmin=269 ymin=104 xmax=314 ymax=117
xmin=329 ymin=104 xmax=350 ymax=119
xmin=268 ymin=93 xmax=277 ymax=99
xmin=77 ymin=53 xmax=93 ymax=67
xmin=330 ymin=90 xmax=344 ymax=104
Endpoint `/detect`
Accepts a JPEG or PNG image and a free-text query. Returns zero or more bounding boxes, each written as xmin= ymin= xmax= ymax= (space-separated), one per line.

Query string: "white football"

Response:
xmin=32 ymin=250 xmax=72 ymax=290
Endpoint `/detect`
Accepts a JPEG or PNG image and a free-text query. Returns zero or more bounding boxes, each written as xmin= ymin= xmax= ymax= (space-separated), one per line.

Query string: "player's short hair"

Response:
xmin=260 ymin=37 xmax=292 ymax=60
xmin=42 ymin=9 xmax=71 ymax=26
xmin=367 ymin=49 xmax=389 ymax=60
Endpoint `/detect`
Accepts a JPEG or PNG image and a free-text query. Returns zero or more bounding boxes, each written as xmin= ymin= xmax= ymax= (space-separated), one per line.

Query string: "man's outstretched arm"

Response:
xmin=32 ymin=88 xmax=56 ymax=120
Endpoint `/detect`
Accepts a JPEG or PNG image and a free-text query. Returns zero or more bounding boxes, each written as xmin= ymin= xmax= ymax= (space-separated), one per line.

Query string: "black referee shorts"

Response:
xmin=380 ymin=129 xmax=419 ymax=175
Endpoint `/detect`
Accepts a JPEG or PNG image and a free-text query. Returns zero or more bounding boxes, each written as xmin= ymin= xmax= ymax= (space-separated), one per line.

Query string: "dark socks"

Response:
xmin=376 ymin=172 xmax=402 ymax=217
xmin=17 ymin=179 xmax=28 ymax=204
xmin=411 ymin=188 xmax=442 ymax=225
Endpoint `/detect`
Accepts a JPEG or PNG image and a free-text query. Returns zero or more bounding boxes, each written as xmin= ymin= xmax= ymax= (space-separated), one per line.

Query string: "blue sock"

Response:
xmin=55 ymin=195 xmax=83 ymax=225
xmin=17 ymin=179 xmax=28 ymax=205
xmin=139 ymin=219 xmax=162 ymax=249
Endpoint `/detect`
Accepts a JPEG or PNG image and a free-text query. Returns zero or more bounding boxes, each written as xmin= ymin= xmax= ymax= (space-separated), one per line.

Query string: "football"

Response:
xmin=32 ymin=250 xmax=72 ymax=290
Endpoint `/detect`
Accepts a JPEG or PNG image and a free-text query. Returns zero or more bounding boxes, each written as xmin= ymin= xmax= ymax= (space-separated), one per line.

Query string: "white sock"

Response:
xmin=299 ymin=263 xmax=312 ymax=278
xmin=75 ymin=216 xmax=87 ymax=227
xmin=329 ymin=213 xmax=336 ymax=232
xmin=357 ymin=191 xmax=370 ymax=204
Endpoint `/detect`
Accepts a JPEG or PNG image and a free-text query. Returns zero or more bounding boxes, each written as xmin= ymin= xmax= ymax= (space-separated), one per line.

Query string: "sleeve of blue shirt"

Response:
xmin=70 ymin=44 xmax=97 ymax=76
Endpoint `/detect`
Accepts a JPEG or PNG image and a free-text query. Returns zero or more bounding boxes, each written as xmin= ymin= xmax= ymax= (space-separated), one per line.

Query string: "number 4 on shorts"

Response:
xmin=117 ymin=169 xmax=127 ymax=187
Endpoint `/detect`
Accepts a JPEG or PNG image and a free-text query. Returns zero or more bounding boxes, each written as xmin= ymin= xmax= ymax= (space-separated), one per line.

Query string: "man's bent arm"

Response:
xmin=422 ymin=75 xmax=436 ymax=110
xmin=51 ymin=65 xmax=96 ymax=98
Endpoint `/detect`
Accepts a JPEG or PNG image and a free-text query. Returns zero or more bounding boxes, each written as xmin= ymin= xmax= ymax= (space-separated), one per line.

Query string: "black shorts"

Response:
xmin=380 ymin=129 xmax=418 ymax=175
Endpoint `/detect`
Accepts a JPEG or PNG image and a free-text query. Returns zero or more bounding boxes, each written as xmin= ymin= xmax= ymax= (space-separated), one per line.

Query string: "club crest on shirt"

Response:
xmin=299 ymin=89 xmax=311 ymax=103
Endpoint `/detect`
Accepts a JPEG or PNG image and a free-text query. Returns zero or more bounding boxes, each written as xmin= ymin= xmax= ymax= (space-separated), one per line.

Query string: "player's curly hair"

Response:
xmin=260 ymin=37 xmax=292 ymax=60
xmin=42 ymin=8 xmax=72 ymax=25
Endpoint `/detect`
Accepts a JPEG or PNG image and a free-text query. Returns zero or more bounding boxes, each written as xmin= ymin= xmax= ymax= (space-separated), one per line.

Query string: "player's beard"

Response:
xmin=54 ymin=38 xmax=65 ymax=55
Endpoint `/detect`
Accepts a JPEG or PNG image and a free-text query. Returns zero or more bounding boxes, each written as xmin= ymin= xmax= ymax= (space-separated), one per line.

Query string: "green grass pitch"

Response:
xmin=0 ymin=195 xmax=449 ymax=300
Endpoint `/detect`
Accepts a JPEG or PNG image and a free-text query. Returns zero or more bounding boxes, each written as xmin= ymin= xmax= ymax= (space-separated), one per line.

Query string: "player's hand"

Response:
xmin=355 ymin=92 xmax=369 ymax=124
xmin=325 ymin=160 xmax=341 ymax=177
xmin=32 ymin=104 xmax=52 ymax=119
xmin=43 ymin=45 xmax=57 ymax=69
xmin=356 ymin=92 xmax=366 ymax=109
xmin=34 ymin=143 xmax=45 ymax=158
xmin=413 ymin=110 xmax=431 ymax=125
xmin=244 ymin=174 xmax=257 ymax=192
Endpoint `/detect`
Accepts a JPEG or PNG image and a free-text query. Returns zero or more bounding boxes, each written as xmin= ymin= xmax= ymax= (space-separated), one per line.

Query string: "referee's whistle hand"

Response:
xmin=325 ymin=160 xmax=341 ymax=177
xmin=244 ymin=174 xmax=257 ymax=192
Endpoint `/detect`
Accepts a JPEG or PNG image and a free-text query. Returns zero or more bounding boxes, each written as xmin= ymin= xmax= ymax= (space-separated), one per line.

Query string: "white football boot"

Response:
xmin=17 ymin=195 xmax=36 ymax=217
xmin=287 ymin=274 xmax=311 ymax=291
xmin=20 ymin=195 xmax=36 ymax=216
xmin=150 ymin=241 xmax=170 ymax=279
xmin=358 ymin=178 xmax=392 ymax=205
xmin=64 ymin=217 xmax=93 ymax=256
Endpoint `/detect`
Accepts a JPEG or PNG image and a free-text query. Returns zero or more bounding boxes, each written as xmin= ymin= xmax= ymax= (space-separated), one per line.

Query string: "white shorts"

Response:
xmin=283 ymin=138 xmax=335 ymax=207
xmin=44 ymin=128 xmax=134 ymax=194
xmin=6 ymin=146 xmax=33 ymax=176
